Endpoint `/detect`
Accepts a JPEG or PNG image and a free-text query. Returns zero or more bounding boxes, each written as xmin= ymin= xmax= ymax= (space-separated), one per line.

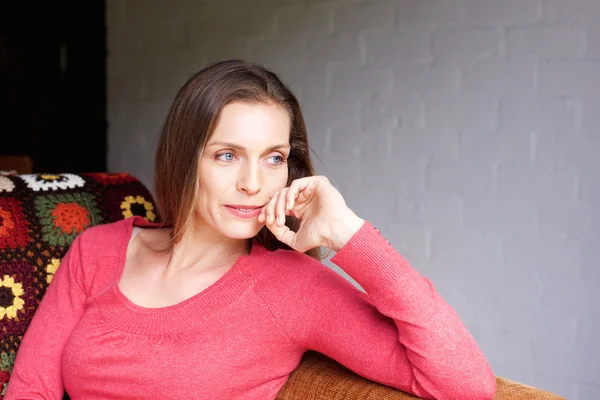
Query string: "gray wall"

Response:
xmin=106 ymin=1 xmax=600 ymax=398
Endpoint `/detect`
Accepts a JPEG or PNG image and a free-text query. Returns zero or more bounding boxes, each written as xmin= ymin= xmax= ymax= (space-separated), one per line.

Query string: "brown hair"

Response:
xmin=153 ymin=59 xmax=322 ymax=260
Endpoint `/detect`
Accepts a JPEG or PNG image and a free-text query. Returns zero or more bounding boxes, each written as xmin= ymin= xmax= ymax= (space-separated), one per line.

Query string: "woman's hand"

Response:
xmin=258 ymin=176 xmax=365 ymax=253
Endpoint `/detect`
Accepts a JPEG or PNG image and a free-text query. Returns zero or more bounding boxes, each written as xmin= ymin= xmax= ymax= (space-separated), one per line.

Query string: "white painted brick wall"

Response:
xmin=106 ymin=0 xmax=600 ymax=398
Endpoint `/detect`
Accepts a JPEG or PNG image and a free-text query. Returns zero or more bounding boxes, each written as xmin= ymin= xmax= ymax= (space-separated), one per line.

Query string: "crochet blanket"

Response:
xmin=0 ymin=172 xmax=159 ymax=398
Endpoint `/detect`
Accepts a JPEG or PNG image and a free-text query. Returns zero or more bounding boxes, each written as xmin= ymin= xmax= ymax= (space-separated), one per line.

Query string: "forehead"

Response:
xmin=210 ymin=101 xmax=291 ymax=144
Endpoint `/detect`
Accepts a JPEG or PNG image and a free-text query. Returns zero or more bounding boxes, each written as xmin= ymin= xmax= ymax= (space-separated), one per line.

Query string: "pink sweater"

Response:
xmin=6 ymin=216 xmax=496 ymax=400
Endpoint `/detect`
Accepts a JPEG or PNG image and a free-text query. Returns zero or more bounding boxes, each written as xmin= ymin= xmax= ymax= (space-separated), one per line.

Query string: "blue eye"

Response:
xmin=217 ymin=152 xmax=235 ymax=162
xmin=268 ymin=155 xmax=284 ymax=165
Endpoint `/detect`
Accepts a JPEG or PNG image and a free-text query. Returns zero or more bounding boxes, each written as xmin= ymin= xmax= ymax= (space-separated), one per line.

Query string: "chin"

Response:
xmin=218 ymin=221 xmax=262 ymax=240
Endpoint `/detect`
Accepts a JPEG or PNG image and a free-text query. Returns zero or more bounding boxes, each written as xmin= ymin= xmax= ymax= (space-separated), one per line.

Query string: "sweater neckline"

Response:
xmin=95 ymin=216 xmax=262 ymax=335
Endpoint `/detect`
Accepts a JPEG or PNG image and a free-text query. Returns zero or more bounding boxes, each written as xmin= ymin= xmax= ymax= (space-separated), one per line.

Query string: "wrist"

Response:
xmin=325 ymin=212 xmax=365 ymax=252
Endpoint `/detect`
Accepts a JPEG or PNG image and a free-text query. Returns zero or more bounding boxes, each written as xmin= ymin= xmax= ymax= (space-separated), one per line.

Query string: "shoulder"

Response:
xmin=245 ymin=246 xmax=356 ymax=295
xmin=72 ymin=217 xmax=133 ymax=260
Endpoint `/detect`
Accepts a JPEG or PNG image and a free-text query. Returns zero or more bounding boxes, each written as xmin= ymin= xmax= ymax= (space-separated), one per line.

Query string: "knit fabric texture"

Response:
xmin=0 ymin=172 xmax=159 ymax=398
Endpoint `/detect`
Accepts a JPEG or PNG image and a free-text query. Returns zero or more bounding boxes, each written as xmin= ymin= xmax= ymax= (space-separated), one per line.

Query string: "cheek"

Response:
xmin=197 ymin=164 xmax=230 ymax=204
xmin=269 ymin=168 xmax=289 ymax=192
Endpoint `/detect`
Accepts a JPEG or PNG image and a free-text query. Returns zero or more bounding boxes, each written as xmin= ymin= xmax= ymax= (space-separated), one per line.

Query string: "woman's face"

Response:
xmin=196 ymin=101 xmax=291 ymax=240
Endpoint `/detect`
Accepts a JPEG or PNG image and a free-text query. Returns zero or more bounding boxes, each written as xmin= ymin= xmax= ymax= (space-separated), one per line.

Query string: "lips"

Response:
xmin=224 ymin=205 xmax=264 ymax=219
xmin=226 ymin=205 xmax=264 ymax=211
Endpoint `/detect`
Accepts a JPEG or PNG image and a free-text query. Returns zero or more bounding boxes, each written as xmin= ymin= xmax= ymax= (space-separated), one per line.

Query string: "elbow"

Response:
xmin=481 ymin=372 xmax=498 ymax=400
xmin=458 ymin=369 xmax=497 ymax=400
xmin=432 ymin=369 xmax=497 ymax=400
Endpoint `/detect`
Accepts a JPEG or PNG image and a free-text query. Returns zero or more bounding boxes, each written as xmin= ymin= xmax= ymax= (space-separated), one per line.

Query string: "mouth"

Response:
xmin=224 ymin=205 xmax=264 ymax=219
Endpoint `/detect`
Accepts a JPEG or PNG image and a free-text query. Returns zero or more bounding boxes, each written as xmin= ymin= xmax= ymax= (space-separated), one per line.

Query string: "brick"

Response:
xmin=462 ymin=192 xmax=539 ymax=235
xmin=362 ymin=92 xmax=422 ymax=131
xmin=544 ymin=0 xmax=600 ymax=22
xmin=426 ymin=161 xmax=494 ymax=195
xmin=330 ymin=66 xmax=393 ymax=99
xmin=538 ymin=62 xmax=600 ymax=95
xmin=499 ymin=94 xmax=579 ymax=133
xmin=303 ymin=93 xmax=361 ymax=132
xmin=502 ymin=234 xmax=582 ymax=274
xmin=587 ymin=22 xmax=600 ymax=58
xmin=393 ymin=64 xmax=459 ymax=99
xmin=334 ymin=1 xmax=394 ymax=33
xmin=179 ymin=50 xmax=208 ymax=77
xmin=278 ymin=3 xmax=332 ymax=35
xmin=106 ymin=0 xmax=126 ymax=28
xmin=120 ymin=51 xmax=186 ymax=75
xmin=536 ymin=131 xmax=599 ymax=170
xmin=395 ymin=0 xmax=465 ymax=25
xmin=273 ymin=64 xmax=328 ymax=102
xmin=250 ymin=36 xmax=308 ymax=65
xmin=327 ymin=124 xmax=371 ymax=159
xmin=430 ymin=228 xmax=503 ymax=265
xmin=365 ymin=143 xmax=429 ymax=195
xmin=462 ymin=128 xmax=532 ymax=165
xmin=538 ymin=199 xmax=598 ymax=239
xmin=495 ymin=164 xmax=578 ymax=202
xmin=396 ymin=193 xmax=464 ymax=228
xmin=581 ymin=94 xmax=600 ymax=134
xmin=206 ymin=0 xmax=261 ymax=18
xmin=107 ymin=27 xmax=144 ymax=55
xmin=108 ymin=77 xmax=145 ymax=103
xmin=579 ymin=170 xmax=600 ymax=205
xmin=385 ymin=223 xmax=432 ymax=263
xmin=392 ymin=127 xmax=461 ymax=162
xmin=184 ymin=12 xmax=276 ymax=40
xmin=581 ymin=239 xmax=600 ymax=283
xmin=433 ymin=28 xmax=502 ymax=63
xmin=106 ymin=104 xmax=127 ymax=126
xmin=366 ymin=27 xmax=432 ymax=66
xmin=142 ymin=74 xmax=186 ymax=102
xmin=539 ymin=276 xmax=598 ymax=333
xmin=576 ymin=381 xmax=600 ymax=399
xmin=141 ymin=24 xmax=185 ymax=51
xmin=424 ymin=93 xmax=499 ymax=131
xmin=465 ymin=0 xmax=541 ymax=24
xmin=507 ymin=25 xmax=586 ymax=60
xmin=356 ymin=163 xmax=406 ymax=216
xmin=126 ymin=0 xmax=207 ymax=22
xmin=461 ymin=61 xmax=536 ymax=95
xmin=307 ymin=34 xmax=362 ymax=63
xmin=199 ymin=40 xmax=250 ymax=65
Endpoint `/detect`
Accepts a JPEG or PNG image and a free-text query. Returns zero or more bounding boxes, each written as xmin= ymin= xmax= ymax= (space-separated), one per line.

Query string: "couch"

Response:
xmin=0 ymin=172 xmax=565 ymax=399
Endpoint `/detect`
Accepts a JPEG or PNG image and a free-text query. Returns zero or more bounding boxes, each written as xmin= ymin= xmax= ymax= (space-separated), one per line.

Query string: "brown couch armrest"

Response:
xmin=275 ymin=351 xmax=566 ymax=400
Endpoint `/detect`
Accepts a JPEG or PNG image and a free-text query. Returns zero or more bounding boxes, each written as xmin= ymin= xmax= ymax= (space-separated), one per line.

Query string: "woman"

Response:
xmin=6 ymin=59 xmax=496 ymax=400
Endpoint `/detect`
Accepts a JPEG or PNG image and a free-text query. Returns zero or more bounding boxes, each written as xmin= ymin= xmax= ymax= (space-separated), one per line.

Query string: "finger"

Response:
xmin=260 ymin=192 xmax=278 ymax=224
xmin=266 ymin=192 xmax=279 ymax=226
xmin=286 ymin=180 xmax=299 ymax=210
xmin=267 ymin=220 xmax=295 ymax=248
xmin=296 ymin=178 xmax=317 ymax=203
xmin=276 ymin=188 xmax=288 ymax=226
xmin=287 ymin=177 xmax=315 ymax=208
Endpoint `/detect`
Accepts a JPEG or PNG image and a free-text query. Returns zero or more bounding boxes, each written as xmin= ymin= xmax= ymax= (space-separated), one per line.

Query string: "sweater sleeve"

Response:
xmin=260 ymin=221 xmax=496 ymax=400
xmin=5 ymin=233 xmax=88 ymax=399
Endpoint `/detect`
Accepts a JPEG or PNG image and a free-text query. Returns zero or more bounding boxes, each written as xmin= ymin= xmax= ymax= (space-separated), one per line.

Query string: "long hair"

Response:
xmin=153 ymin=59 xmax=321 ymax=260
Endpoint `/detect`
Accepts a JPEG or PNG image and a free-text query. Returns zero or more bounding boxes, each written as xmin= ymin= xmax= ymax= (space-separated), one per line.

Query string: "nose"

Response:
xmin=237 ymin=163 xmax=261 ymax=195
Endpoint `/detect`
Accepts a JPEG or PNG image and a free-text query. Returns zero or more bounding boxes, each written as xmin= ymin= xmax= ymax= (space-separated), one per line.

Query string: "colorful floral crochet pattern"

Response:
xmin=35 ymin=193 xmax=102 ymax=247
xmin=0 ymin=198 xmax=30 ymax=250
xmin=0 ymin=172 xmax=160 ymax=399
xmin=19 ymin=173 xmax=86 ymax=192
xmin=0 ymin=178 xmax=14 ymax=194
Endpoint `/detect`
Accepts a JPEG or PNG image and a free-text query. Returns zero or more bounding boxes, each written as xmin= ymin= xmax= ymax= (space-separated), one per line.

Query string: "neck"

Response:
xmin=164 ymin=218 xmax=250 ymax=277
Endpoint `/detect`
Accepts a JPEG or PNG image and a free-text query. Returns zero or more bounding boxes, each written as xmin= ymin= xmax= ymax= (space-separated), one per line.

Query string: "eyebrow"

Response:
xmin=206 ymin=141 xmax=291 ymax=152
